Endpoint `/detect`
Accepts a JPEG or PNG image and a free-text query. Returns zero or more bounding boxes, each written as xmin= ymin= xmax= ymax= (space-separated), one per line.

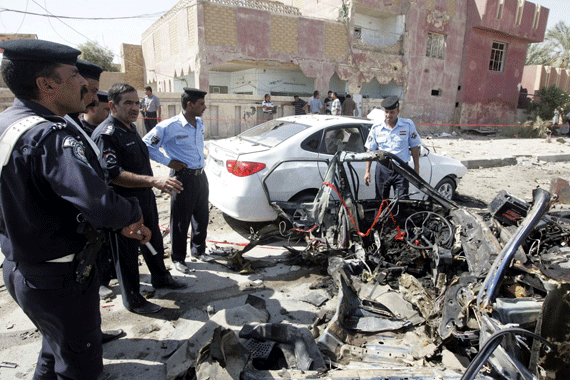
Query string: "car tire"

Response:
xmin=434 ymin=177 xmax=456 ymax=200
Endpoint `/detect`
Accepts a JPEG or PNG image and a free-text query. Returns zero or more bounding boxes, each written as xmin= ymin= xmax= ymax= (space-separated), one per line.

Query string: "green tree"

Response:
xmin=527 ymin=85 xmax=570 ymax=121
xmin=78 ymin=41 xmax=119 ymax=72
xmin=526 ymin=21 xmax=570 ymax=68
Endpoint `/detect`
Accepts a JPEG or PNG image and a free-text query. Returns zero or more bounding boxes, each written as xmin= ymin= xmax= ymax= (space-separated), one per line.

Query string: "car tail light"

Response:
xmin=226 ymin=160 xmax=266 ymax=177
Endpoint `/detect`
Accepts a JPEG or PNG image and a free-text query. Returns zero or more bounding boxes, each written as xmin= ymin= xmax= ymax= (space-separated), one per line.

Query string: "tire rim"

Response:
xmin=438 ymin=182 xmax=454 ymax=200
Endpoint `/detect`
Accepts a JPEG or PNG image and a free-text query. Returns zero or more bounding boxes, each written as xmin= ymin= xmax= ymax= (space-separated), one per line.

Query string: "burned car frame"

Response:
xmin=262 ymin=150 xmax=570 ymax=379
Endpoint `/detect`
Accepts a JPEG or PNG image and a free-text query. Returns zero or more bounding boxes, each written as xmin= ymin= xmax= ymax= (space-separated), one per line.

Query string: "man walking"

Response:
xmin=92 ymin=83 xmax=186 ymax=315
xmin=0 ymin=39 xmax=149 ymax=380
xmin=364 ymin=96 xmax=421 ymax=200
xmin=141 ymin=85 xmax=161 ymax=133
xmin=143 ymin=88 xmax=209 ymax=274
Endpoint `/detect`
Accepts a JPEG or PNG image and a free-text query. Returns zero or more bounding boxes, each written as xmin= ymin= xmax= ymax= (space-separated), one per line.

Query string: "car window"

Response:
xmin=301 ymin=131 xmax=323 ymax=153
xmin=239 ymin=120 xmax=311 ymax=147
xmin=321 ymin=127 xmax=366 ymax=155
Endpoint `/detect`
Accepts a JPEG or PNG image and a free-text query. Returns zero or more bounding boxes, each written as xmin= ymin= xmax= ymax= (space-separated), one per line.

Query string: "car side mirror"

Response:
xmin=420 ymin=145 xmax=429 ymax=156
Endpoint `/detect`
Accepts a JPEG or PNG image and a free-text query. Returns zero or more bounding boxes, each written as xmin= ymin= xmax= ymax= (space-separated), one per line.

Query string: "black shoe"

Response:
xmin=129 ymin=300 xmax=162 ymax=314
xmin=172 ymin=261 xmax=189 ymax=274
xmin=102 ymin=329 xmax=124 ymax=343
xmin=152 ymin=275 xmax=187 ymax=289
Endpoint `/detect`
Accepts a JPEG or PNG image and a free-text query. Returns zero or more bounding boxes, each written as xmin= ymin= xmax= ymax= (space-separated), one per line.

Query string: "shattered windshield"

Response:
xmin=238 ymin=119 xmax=311 ymax=147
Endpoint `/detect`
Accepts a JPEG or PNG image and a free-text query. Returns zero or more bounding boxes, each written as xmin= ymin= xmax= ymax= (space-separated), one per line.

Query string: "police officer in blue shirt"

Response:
xmin=92 ymin=83 xmax=186 ymax=315
xmin=364 ymin=96 xmax=422 ymax=199
xmin=0 ymin=39 xmax=151 ymax=380
xmin=143 ymin=87 xmax=209 ymax=274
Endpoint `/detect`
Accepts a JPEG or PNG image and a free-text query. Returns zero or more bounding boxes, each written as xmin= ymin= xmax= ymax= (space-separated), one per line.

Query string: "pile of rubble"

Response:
xmin=168 ymin=150 xmax=570 ymax=380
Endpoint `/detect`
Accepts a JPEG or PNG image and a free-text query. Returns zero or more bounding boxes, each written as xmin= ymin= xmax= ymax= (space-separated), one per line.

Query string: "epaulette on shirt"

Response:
xmin=101 ymin=124 xmax=115 ymax=136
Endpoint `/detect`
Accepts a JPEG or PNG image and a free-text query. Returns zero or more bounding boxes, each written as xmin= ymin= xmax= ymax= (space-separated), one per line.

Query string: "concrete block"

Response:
xmin=535 ymin=154 xmax=570 ymax=163
xmin=461 ymin=157 xmax=517 ymax=169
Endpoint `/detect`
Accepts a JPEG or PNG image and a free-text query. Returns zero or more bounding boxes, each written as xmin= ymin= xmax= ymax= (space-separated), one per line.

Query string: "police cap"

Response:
xmin=76 ymin=59 xmax=104 ymax=81
xmin=183 ymin=87 xmax=207 ymax=97
xmin=0 ymin=39 xmax=80 ymax=65
xmin=97 ymin=91 xmax=108 ymax=103
xmin=381 ymin=96 xmax=400 ymax=110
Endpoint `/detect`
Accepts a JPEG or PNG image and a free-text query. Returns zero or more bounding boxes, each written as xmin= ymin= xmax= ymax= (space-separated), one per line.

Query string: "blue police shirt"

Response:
xmin=0 ymin=99 xmax=141 ymax=263
xmin=364 ymin=117 xmax=422 ymax=162
xmin=143 ymin=113 xmax=205 ymax=169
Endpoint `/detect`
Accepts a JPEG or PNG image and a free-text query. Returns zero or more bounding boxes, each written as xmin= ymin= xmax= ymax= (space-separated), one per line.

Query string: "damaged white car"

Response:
xmin=206 ymin=115 xmax=467 ymax=222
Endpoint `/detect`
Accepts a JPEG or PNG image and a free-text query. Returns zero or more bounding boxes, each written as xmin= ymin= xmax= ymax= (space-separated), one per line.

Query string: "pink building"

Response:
xmin=457 ymin=0 xmax=548 ymax=125
xmin=141 ymin=0 xmax=548 ymax=133
xmin=521 ymin=65 xmax=570 ymax=98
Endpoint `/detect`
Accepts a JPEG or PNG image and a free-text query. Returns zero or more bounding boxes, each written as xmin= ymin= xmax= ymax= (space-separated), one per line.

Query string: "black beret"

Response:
xmin=183 ymin=87 xmax=207 ymax=97
xmin=97 ymin=91 xmax=108 ymax=103
xmin=0 ymin=39 xmax=80 ymax=65
xmin=76 ymin=59 xmax=104 ymax=81
xmin=381 ymin=96 xmax=400 ymax=110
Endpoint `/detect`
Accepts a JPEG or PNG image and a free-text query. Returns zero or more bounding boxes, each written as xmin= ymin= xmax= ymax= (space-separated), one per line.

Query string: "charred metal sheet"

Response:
xmin=450 ymin=208 xmax=502 ymax=276
xmin=439 ymin=274 xmax=478 ymax=341
xmin=239 ymin=323 xmax=325 ymax=371
xmin=477 ymin=188 xmax=552 ymax=310
xmin=538 ymin=283 xmax=570 ymax=378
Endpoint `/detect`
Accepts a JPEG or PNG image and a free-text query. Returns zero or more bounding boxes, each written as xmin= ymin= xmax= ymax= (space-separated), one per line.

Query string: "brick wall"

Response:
xmin=121 ymin=44 xmax=144 ymax=90
xmin=325 ymin=23 xmax=347 ymax=60
xmin=204 ymin=3 xmax=237 ymax=46
xmin=270 ymin=15 xmax=298 ymax=54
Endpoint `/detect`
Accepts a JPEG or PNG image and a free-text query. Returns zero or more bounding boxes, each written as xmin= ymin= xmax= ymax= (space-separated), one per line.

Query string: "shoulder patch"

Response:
xmin=63 ymin=136 xmax=88 ymax=164
xmin=150 ymin=134 xmax=161 ymax=146
xmin=410 ymin=132 xmax=418 ymax=139
xmin=101 ymin=124 xmax=115 ymax=136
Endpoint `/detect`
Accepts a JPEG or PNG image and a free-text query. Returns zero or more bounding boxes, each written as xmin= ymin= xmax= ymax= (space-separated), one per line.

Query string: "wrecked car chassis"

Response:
xmin=262 ymin=150 xmax=570 ymax=379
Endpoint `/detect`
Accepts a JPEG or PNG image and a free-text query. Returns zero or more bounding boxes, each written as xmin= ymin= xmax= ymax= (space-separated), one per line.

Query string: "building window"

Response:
xmin=532 ymin=6 xmax=541 ymax=29
xmin=431 ymin=89 xmax=442 ymax=96
xmin=515 ymin=0 xmax=524 ymax=25
xmin=354 ymin=27 xmax=362 ymax=41
xmin=496 ymin=0 xmax=504 ymax=19
xmin=489 ymin=42 xmax=507 ymax=72
xmin=426 ymin=32 xmax=446 ymax=59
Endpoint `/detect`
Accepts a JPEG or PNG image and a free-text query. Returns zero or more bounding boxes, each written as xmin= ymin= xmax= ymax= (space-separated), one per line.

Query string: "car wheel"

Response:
xmin=434 ymin=177 xmax=456 ymax=200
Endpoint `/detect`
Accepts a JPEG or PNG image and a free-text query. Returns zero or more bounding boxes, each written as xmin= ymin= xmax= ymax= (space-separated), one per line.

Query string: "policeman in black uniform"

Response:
xmin=68 ymin=59 xmax=104 ymax=135
xmin=0 ymin=39 xmax=151 ymax=380
xmin=92 ymin=83 xmax=186 ymax=315
xmin=82 ymin=91 xmax=110 ymax=138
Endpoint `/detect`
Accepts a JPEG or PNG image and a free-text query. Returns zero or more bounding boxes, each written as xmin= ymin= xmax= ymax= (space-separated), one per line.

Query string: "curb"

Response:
xmin=462 ymin=154 xmax=569 ymax=169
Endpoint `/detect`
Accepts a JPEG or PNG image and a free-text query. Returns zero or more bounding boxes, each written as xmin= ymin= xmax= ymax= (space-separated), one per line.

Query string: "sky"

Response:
xmin=0 ymin=0 xmax=568 ymax=64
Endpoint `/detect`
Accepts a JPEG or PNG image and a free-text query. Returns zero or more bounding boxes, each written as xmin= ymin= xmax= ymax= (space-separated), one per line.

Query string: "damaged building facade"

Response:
xmin=141 ymin=0 xmax=547 ymax=135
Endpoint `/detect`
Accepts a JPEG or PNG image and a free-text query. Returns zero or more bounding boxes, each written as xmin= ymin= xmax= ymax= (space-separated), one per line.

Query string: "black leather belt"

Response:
xmin=177 ymin=167 xmax=204 ymax=176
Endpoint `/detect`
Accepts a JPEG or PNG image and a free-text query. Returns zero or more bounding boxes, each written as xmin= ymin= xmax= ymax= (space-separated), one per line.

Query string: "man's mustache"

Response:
xmin=86 ymin=101 xmax=97 ymax=108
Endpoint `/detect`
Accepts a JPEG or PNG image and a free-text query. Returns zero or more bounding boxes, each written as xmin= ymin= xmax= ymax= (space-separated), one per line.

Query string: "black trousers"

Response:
xmin=3 ymin=259 xmax=103 ymax=380
xmin=374 ymin=162 xmax=409 ymax=200
xmin=109 ymin=189 xmax=169 ymax=310
xmin=170 ymin=170 xmax=209 ymax=262
xmin=143 ymin=111 xmax=158 ymax=134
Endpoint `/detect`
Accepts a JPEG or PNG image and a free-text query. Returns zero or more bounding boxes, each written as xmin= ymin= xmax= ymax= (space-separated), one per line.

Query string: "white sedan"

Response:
xmin=206 ymin=115 xmax=467 ymax=222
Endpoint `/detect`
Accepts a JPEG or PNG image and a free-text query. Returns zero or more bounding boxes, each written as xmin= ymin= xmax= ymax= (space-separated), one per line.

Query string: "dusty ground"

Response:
xmin=0 ymin=135 xmax=569 ymax=379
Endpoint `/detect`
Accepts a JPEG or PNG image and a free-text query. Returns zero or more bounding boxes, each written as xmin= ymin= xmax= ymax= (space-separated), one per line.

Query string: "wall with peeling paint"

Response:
xmin=456 ymin=0 xmax=548 ymax=126
xmin=402 ymin=0 xmax=468 ymax=129
xmin=140 ymin=0 xmax=547 ymax=135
